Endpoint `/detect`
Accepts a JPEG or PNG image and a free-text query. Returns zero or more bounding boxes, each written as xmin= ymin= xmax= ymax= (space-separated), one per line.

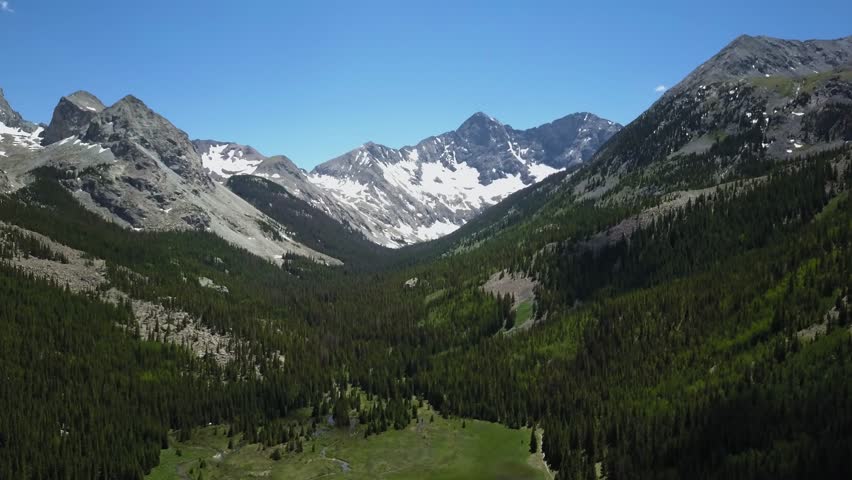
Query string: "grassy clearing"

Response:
xmin=146 ymin=425 xmax=232 ymax=480
xmin=815 ymin=190 xmax=849 ymax=222
xmin=750 ymin=76 xmax=796 ymax=97
xmin=146 ymin=404 xmax=547 ymax=480
xmin=515 ymin=300 xmax=534 ymax=326
xmin=750 ymin=68 xmax=852 ymax=97
xmin=424 ymin=289 xmax=448 ymax=306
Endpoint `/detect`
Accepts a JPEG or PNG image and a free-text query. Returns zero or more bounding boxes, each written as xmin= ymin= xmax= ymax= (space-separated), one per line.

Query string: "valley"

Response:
xmin=147 ymin=404 xmax=548 ymax=480
xmin=0 ymin=29 xmax=851 ymax=480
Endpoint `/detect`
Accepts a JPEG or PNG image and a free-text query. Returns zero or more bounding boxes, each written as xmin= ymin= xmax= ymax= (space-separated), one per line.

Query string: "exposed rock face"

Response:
xmin=84 ymin=95 xmax=212 ymax=187
xmin=0 ymin=89 xmax=340 ymax=265
xmin=200 ymin=111 xmax=621 ymax=247
xmin=41 ymin=91 xmax=105 ymax=145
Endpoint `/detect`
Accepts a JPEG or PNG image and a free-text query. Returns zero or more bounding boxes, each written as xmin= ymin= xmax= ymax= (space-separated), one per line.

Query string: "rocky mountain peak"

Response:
xmin=360 ymin=141 xmax=398 ymax=162
xmin=670 ymin=34 xmax=852 ymax=95
xmin=460 ymin=111 xmax=502 ymax=127
xmin=42 ymin=90 xmax=106 ymax=145
xmin=85 ymin=95 xmax=210 ymax=186
xmin=312 ymin=142 xmax=398 ymax=179
xmin=66 ymin=91 xmax=105 ymax=112
xmin=456 ymin=111 xmax=509 ymax=147
xmin=253 ymin=154 xmax=303 ymax=178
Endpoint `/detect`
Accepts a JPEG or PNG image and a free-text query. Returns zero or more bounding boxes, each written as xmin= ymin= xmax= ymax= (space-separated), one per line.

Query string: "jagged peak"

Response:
xmin=110 ymin=94 xmax=147 ymax=110
xmin=355 ymin=141 xmax=397 ymax=158
xmin=533 ymin=112 xmax=622 ymax=131
xmin=458 ymin=111 xmax=502 ymax=130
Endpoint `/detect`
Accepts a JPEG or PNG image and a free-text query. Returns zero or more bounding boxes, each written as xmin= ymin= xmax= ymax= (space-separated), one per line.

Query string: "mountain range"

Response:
xmin=2 ymin=33 xmax=852 ymax=480
xmin=0 ymin=90 xmax=339 ymax=264
xmin=1 ymin=90 xmax=620 ymax=260
xmin=2 ymin=34 xmax=850 ymax=263
xmin=196 ymin=111 xmax=620 ymax=247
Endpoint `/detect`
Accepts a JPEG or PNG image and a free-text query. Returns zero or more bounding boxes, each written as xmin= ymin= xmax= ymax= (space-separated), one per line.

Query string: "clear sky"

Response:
xmin=1 ymin=0 xmax=850 ymax=168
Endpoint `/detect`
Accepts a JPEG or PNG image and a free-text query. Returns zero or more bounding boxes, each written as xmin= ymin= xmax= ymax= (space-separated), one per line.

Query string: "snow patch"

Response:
xmin=201 ymin=144 xmax=263 ymax=179
xmin=528 ymin=162 xmax=561 ymax=182
xmin=0 ymin=123 xmax=44 ymax=150
xmin=415 ymin=220 xmax=460 ymax=240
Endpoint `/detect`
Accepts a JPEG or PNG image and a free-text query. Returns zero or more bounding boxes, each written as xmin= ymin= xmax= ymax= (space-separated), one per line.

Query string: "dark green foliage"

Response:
xmin=529 ymin=427 xmax=538 ymax=454
xmin=333 ymin=395 xmax=351 ymax=428
xmin=0 ymin=142 xmax=849 ymax=480
xmin=0 ymin=264 xmax=213 ymax=479
xmin=413 ymin=154 xmax=852 ymax=479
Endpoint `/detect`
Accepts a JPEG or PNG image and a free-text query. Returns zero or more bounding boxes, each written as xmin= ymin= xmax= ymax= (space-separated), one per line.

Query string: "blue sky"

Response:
xmin=1 ymin=0 xmax=850 ymax=168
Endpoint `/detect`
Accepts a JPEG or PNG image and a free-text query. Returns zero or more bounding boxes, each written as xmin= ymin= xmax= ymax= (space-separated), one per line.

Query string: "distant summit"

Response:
xmin=199 ymin=111 xmax=621 ymax=247
xmin=669 ymin=34 xmax=852 ymax=95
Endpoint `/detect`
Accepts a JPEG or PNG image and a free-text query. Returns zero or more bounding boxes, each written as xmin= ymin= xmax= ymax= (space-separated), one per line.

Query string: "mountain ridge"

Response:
xmin=1 ymin=89 xmax=340 ymax=265
xmin=667 ymin=34 xmax=852 ymax=96
xmin=198 ymin=110 xmax=621 ymax=247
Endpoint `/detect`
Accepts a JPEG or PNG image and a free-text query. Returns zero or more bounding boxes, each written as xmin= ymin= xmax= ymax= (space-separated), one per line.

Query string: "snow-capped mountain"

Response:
xmin=199 ymin=112 xmax=621 ymax=247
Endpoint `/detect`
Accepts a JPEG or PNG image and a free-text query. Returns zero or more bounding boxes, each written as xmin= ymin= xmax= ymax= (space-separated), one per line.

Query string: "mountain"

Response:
xmin=433 ymin=35 xmax=852 ymax=260
xmin=570 ymin=34 xmax=852 ymax=203
xmin=198 ymin=111 xmax=621 ymax=247
xmin=309 ymin=112 xmax=621 ymax=247
xmin=397 ymin=35 xmax=852 ymax=478
xmin=1 ymin=89 xmax=339 ymax=265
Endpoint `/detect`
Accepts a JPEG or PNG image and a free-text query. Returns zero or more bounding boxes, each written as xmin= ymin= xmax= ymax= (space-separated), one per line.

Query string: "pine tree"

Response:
xmin=530 ymin=427 xmax=538 ymax=453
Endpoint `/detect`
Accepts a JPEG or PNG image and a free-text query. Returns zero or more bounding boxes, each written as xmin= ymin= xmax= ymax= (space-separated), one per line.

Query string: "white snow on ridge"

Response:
xmin=201 ymin=144 xmax=263 ymax=178
xmin=528 ymin=162 xmax=561 ymax=182
xmin=305 ymin=146 xmax=566 ymax=246
xmin=416 ymin=220 xmax=460 ymax=240
xmin=382 ymin=156 xmax=529 ymax=212
xmin=0 ymin=123 xmax=43 ymax=151
xmin=309 ymin=173 xmax=374 ymax=211
xmin=507 ymin=142 xmax=524 ymax=163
